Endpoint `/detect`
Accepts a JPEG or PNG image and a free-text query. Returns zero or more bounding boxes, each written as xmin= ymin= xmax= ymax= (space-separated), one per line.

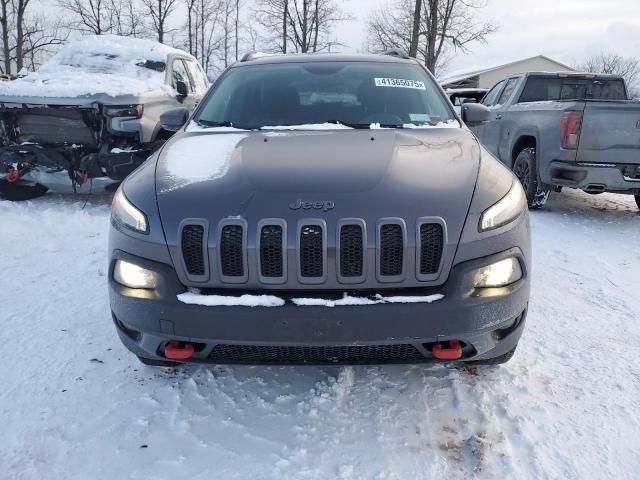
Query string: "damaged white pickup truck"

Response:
xmin=0 ymin=35 xmax=209 ymax=200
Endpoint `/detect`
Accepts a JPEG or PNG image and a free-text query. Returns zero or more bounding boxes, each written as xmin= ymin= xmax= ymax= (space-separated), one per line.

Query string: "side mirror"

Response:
xmin=160 ymin=107 xmax=189 ymax=132
xmin=175 ymin=80 xmax=188 ymax=97
xmin=461 ymin=103 xmax=491 ymax=126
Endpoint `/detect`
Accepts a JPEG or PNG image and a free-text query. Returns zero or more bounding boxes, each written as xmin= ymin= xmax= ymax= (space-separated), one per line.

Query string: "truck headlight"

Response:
xmin=479 ymin=181 xmax=526 ymax=232
xmin=104 ymin=105 xmax=143 ymax=118
xmin=473 ymin=257 xmax=523 ymax=288
xmin=112 ymin=187 xmax=148 ymax=234
xmin=113 ymin=260 xmax=158 ymax=289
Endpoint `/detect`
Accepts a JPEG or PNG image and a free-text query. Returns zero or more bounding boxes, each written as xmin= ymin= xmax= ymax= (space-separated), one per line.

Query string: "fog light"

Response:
xmin=473 ymin=257 xmax=522 ymax=288
xmin=114 ymin=260 xmax=158 ymax=289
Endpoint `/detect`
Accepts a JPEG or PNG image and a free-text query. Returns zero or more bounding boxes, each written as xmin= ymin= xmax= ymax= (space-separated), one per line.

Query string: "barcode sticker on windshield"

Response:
xmin=374 ymin=78 xmax=426 ymax=90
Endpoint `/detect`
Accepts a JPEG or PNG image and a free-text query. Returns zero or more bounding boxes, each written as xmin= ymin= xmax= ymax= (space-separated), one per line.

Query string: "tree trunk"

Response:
xmin=0 ymin=1 xmax=10 ymax=75
xmin=312 ymin=0 xmax=319 ymax=52
xmin=425 ymin=0 xmax=438 ymax=73
xmin=409 ymin=0 xmax=422 ymax=58
xmin=282 ymin=0 xmax=287 ymax=53
xmin=187 ymin=1 xmax=193 ymax=55
xmin=15 ymin=0 xmax=28 ymax=71
xmin=235 ymin=0 xmax=239 ymax=61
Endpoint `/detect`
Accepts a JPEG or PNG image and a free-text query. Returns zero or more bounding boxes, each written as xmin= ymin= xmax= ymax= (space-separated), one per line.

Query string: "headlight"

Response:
xmin=473 ymin=257 xmax=523 ymax=288
xmin=113 ymin=260 xmax=158 ymax=289
xmin=104 ymin=105 xmax=143 ymax=118
xmin=112 ymin=187 xmax=148 ymax=234
xmin=479 ymin=181 xmax=526 ymax=232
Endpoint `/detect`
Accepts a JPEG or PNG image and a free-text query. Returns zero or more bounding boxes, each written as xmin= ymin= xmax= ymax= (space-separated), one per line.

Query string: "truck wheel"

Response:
xmin=136 ymin=355 xmax=181 ymax=367
xmin=464 ymin=346 xmax=516 ymax=366
xmin=635 ymin=195 xmax=640 ymax=210
xmin=513 ymin=148 xmax=550 ymax=209
xmin=0 ymin=181 xmax=48 ymax=201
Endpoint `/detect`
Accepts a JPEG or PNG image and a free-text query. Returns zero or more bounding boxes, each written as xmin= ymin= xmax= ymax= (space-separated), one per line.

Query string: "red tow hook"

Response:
xmin=164 ymin=341 xmax=195 ymax=360
xmin=6 ymin=166 xmax=20 ymax=184
xmin=432 ymin=340 xmax=463 ymax=360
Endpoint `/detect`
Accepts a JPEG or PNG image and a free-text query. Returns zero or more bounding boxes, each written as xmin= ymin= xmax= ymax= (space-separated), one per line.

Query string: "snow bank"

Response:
xmin=0 ymin=35 xmax=189 ymax=98
xmin=158 ymin=133 xmax=247 ymax=193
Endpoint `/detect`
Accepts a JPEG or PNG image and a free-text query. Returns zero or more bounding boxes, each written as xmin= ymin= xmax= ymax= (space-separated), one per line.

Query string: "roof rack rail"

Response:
xmin=240 ymin=51 xmax=271 ymax=62
xmin=383 ymin=49 xmax=410 ymax=60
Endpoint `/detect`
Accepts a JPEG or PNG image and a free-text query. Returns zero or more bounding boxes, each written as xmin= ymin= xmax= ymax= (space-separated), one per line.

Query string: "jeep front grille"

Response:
xmin=177 ymin=218 xmax=446 ymax=286
xmin=260 ymin=225 xmax=284 ymax=278
xmin=299 ymin=224 xmax=324 ymax=278
xmin=181 ymin=224 xmax=206 ymax=276
xmin=220 ymin=224 xmax=245 ymax=277
xmin=339 ymin=224 xmax=364 ymax=277
xmin=419 ymin=223 xmax=444 ymax=275
xmin=379 ymin=223 xmax=404 ymax=277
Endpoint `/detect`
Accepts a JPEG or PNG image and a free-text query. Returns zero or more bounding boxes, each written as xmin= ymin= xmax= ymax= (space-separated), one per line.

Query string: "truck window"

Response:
xmin=519 ymin=77 xmax=627 ymax=102
xmin=481 ymin=80 xmax=506 ymax=107
xmin=185 ymin=59 xmax=209 ymax=93
xmin=172 ymin=59 xmax=193 ymax=93
xmin=497 ymin=78 xmax=519 ymax=105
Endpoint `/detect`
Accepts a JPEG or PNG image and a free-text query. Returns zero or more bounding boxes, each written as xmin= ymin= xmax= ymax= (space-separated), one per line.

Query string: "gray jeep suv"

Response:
xmin=108 ymin=51 xmax=531 ymax=366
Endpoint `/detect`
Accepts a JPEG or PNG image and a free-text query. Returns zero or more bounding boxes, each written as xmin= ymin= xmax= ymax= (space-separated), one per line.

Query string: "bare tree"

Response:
xmin=367 ymin=0 xmax=496 ymax=74
xmin=254 ymin=0 xmax=347 ymax=54
xmin=577 ymin=52 xmax=640 ymax=96
xmin=141 ymin=0 xmax=178 ymax=43
xmin=0 ymin=0 xmax=66 ymax=74
xmin=58 ymin=0 xmax=113 ymax=35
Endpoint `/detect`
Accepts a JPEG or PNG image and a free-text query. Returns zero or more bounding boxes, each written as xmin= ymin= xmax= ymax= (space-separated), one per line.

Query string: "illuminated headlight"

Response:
xmin=104 ymin=105 xmax=143 ymax=118
xmin=112 ymin=187 xmax=148 ymax=234
xmin=479 ymin=181 xmax=526 ymax=232
xmin=473 ymin=257 xmax=523 ymax=288
xmin=113 ymin=260 xmax=158 ymax=289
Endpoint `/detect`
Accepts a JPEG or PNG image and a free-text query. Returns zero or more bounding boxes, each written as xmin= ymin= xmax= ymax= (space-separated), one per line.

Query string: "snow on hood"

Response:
xmin=157 ymin=133 xmax=248 ymax=193
xmin=0 ymin=35 xmax=190 ymax=99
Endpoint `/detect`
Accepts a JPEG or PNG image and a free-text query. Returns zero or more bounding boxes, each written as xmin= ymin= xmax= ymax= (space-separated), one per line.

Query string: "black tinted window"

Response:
xmin=481 ymin=80 xmax=505 ymax=107
xmin=519 ymin=77 xmax=627 ymax=102
xmin=196 ymin=62 xmax=456 ymax=129
xmin=497 ymin=78 xmax=519 ymax=105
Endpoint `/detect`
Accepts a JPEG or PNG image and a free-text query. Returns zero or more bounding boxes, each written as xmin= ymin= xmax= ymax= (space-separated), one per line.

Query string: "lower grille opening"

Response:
xmin=208 ymin=343 xmax=427 ymax=364
xmin=181 ymin=224 xmax=206 ymax=276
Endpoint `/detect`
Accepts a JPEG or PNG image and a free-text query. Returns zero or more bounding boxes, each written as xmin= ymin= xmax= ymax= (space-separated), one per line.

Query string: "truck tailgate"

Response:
xmin=578 ymin=101 xmax=640 ymax=165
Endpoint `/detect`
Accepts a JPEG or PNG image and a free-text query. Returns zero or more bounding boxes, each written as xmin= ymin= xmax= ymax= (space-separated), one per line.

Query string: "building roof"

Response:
xmin=438 ymin=55 xmax=575 ymax=86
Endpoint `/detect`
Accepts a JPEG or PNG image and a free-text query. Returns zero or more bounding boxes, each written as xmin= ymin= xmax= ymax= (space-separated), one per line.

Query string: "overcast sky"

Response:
xmin=334 ymin=0 xmax=640 ymax=75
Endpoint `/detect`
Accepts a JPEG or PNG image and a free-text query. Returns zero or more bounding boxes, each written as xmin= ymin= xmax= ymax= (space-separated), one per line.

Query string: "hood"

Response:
xmin=0 ymin=71 xmax=171 ymax=104
xmin=156 ymin=127 xmax=481 ymax=249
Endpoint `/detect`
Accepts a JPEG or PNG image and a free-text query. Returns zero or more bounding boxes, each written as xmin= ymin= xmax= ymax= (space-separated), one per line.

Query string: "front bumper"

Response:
xmin=548 ymin=161 xmax=640 ymax=194
xmin=109 ymin=248 xmax=529 ymax=365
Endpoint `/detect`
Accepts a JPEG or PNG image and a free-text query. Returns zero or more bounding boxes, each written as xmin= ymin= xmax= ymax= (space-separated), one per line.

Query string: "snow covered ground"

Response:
xmin=1 ymin=189 xmax=639 ymax=479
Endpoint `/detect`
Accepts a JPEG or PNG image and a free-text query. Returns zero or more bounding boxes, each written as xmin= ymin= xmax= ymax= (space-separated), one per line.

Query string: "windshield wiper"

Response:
xmin=196 ymin=119 xmax=251 ymax=130
xmin=323 ymin=119 xmax=373 ymax=129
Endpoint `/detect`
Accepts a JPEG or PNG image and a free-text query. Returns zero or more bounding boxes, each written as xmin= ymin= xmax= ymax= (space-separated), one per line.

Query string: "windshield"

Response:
xmin=40 ymin=50 xmax=166 ymax=82
xmin=196 ymin=61 xmax=457 ymax=129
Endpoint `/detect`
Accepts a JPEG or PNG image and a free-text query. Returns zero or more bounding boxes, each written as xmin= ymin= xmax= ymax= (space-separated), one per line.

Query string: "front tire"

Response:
xmin=0 ymin=181 xmax=48 ymax=201
xmin=635 ymin=195 xmax=640 ymax=210
xmin=512 ymin=147 xmax=550 ymax=209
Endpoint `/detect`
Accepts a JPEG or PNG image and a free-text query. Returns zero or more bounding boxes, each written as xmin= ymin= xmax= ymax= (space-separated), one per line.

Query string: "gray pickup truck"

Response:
xmin=471 ymin=72 xmax=640 ymax=209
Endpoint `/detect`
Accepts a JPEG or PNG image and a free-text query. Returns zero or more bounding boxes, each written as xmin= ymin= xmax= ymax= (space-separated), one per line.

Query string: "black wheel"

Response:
xmin=512 ymin=147 xmax=550 ymax=209
xmin=635 ymin=195 xmax=640 ymax=210
xmin=0 ymin=181 xmax=48 ymax=201
xmin=464 ymin=346 xmax=517 ymax=366
xmin=136 ymin=355 xmax=181 ymax=367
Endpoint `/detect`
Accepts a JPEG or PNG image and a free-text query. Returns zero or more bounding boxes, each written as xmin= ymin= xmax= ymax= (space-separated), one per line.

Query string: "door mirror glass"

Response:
xmin=461 ymin=103 xmax=491 ymax=125
xmin=176 ymin=80 xmax=188 ymax=97
xmin=160 ymin=107 xmax=189 ymax=132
